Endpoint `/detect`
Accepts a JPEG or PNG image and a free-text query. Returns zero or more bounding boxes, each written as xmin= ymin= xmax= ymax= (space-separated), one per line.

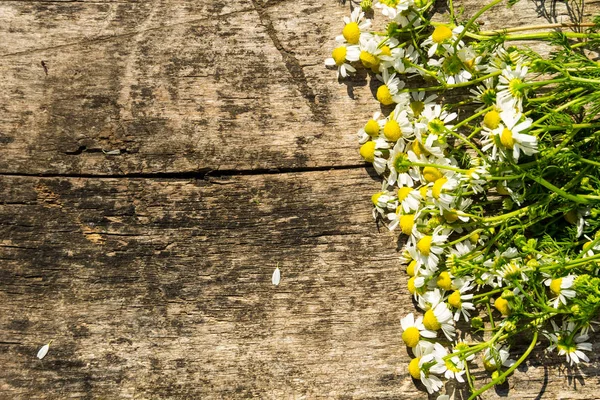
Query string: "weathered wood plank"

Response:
xmin=2 ymin=0 xmax=596 ymax=175
xmin=1 ymin=170 xmax=599 ymax=399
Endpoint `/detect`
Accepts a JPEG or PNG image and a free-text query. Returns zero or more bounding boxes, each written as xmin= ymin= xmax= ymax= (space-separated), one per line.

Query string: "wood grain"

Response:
xmin=2 ymin=171 xmax=600 ymax=399
xmin=1 ymin=0 xmax=600 ymax=398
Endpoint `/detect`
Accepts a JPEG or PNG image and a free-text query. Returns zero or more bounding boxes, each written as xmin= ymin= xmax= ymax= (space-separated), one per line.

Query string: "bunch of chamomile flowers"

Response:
xmin=327 ymin=0 xmax=600 ymax=398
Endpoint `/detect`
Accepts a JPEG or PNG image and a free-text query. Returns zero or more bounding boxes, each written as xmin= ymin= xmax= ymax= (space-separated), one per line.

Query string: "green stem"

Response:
xmin=468 ymin=331 xmax=538 ymax=400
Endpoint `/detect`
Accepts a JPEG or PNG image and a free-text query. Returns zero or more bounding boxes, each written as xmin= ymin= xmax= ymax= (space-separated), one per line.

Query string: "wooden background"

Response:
xmin=1 ymin=0 xmax=599 ymax=398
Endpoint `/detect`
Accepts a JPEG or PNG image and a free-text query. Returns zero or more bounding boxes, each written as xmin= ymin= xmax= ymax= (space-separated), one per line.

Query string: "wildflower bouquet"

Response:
xmin=326 ymin=0 xmax=600 ymax=398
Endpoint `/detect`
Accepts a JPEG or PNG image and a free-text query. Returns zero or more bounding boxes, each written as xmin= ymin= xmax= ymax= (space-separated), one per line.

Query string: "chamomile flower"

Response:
xmin=400 ymin=312 xmax=437 ymax=348
xmin=359 ymin=35 xmax=386 ymax=72
xmin=482 ymin=345 xmax=515 ymax=372
xmin=415 ymin=344 xmax=447 ymax=394
xmin=360 ymin=137 xmax=389 ymax=174
xmin=375 ymin=0 xmax=415 ymax=20
xmin=413 ymin=226 xmax=449 ymax=272
xmin=397 ymin=185 xmax=422 ymax=213
xmin=336 ymin=7 xmax=372 ymax=45
xmin=545 ymin=320 xmax=592 ymax=365
xmin=429 ymin=344 xmax=467 ymax=383
xmin=381 ymin=45 xmax=420 ymax=74
xmin=409 ymin=92 xmax=437 ymax=119
xmin=430 ymin=174 xmax=459 ymax=212
xmin=420 ymin=103 xmax=458 ymax=137
xmin=422 ymin=25 xmax=465 ymax=58
xmin=447 ymin=280 xmax=475 ymax=322
xmin=482 ymin=109 xmax=537 ymax=161
xmin=376 ymin=69 xmax=408 ymax=106
xmin=357 ymin=111 xmax=384 ymax=144
xmin=387 ymin=142 xmax=419 ymax=187
xmin=469 ymin=77 xmax=497 ymax=109
xmin=422 ymin=301 xmax=455 ymax=340
xmin=324 ymin=44 xmax=360 ymax=78
xmin=544 ymin=275 xmax=577 ymax=308
xmin=497 ymin=64 xmax=528 ymax=112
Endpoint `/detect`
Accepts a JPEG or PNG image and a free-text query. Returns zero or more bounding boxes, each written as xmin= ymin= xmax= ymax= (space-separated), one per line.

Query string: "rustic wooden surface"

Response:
xmin=1 ymin=0 xmax=599 ymax=399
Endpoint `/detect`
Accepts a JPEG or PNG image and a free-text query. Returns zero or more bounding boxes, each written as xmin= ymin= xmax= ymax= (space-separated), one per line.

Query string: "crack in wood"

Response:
xmin=0 ymin=164 xmax=367 ymax=180
xmin=249 ymin=0 xmax=328 ymax=124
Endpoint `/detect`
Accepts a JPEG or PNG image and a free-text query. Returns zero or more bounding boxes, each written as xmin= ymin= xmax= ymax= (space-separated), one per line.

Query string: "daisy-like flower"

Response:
xmin=496 ymin=64 xmax=528 ymax=112
xmin=359 ymin=136 xmax=390 ymax=175
xmin=336 ymin=7 xmax=372 ymax=45
xmin=414 ymin=343 xmax=447 ymax=394
xmin=447 ymin=280 xmax=475 ymax=322
xmin=545 ymin=320 xmax=592 ymax=365
xmin=400 ymin=312 xmax=437 ymax=348
xmin=375 ymin=0 xmax=415 ymax=21
xmin=324 ymin=44 xmax=360 ymax=78
xmin=381 ymin=45 xmax=420 ymax=75
xmin=419 ymin=103 xmax=458 ymax=138
xmin=469 ymin=77 xmax=497 ymax=109
xmin=483 ymin=344 xmax=515 ymax=372
xmin=429 ymin=344 xmax=467 ymax=383
xmin=413 ymin=226 xmax=449 ymax=272
xmin=430 ymin=173 xmax=460 ymax=212
xmin=397 ymin=185 xmax=422 ymax=213
xmin=357 ymin=111 xmax=384 ymax=144
xmin=359 ymin=35 xmax=385 ymax=72
xmin=376 ymin=69 xmax=409 ymax=106
xmin=371 ymin=184 xmax=397 ymax=219
xmin=408 ymin=341 xmax=443 ymax=394
xmin=387 ymin=141 xmax=420 ymax=187
xmin=481 ymin=109 xmax=537 ymax=161
xmin=408 ymin=91 xmax=437 ymax=119
xmin=544 ymin=275 xmax=577 ymax=308
xmin=422 ymin=25 xmax=465 ymax=58
xmin=422 ymin=300 xmax=455 ymax=340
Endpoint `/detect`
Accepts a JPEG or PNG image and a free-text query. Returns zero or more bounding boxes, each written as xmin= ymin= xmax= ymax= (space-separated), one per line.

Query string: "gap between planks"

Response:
xmin=0 ymin=164 xmax=367 ymax=180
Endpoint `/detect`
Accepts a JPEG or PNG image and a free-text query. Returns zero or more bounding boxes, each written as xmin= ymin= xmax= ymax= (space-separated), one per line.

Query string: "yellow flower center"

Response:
xmin=583 ymin=241 xmax=594 ymax=252
xmin=483 ymin=110 xmax=501 ymax=129
xmin=399 ymin=214 xmax=415 ymax=236
xmin=508 ymin=77 xmax=523 ymax=98
xmin=398 ymin=186 xmax=412 ymax=201
xmin=407 ymin=276 xmax=417 ymax=294
xmin=443 ymin=209 xmax=459 ymax=223
xmin=550 ymin=278 xmax=563 ymax=295
xmin=437 ymin=271 xmax=453 ymax=290
xmin=392 ymin=153 xmax=410 ymax=173
xmin=423 ymin=166 xmax=443 ymax=183
xmin=410 ymin=100 xmax=425 ymax=117
xmin=417 ymin=235 xmax=433 ymax=256
xmin=402 ymin=327 xmax=420 ymax=348
xmin=371 ymin=191 xmax=384 ymax=206
xmin=384 ymin=119 xmax=402 ymax=141
xmin=377 ymin=85 xmax=395 ymax=106
xmin=423 ymin=309 xmax=441 ymax=330
xmin=380 ymin=0 xmax=400 ymax=6
xmin=412 ymin=139 xmax=429 ymax=157
xmin=483 ymin=357 xmax=497 ymax=372
xmin=469 ymin=232 xmax=480 ymax=244
xmin=419 ymin=186 xmax=429 ymax=199
xmin=432 ymin=26 xmax=453 ymax=44
xmin=432 ymin=177 xmax=447 ymax=199
xmin=331 ymin=46 xmax=347 ymax=66
xmin=445 ymin=358 xmax=461 ymax=373
xmin=408 ymin=357 xmax=421 ymax=379
xmin=364 ymin=119 xmax=380 ymax=137
xmin=343 ymin=22 xmax=360 ymax=44
xmin=380 ymin=45 xmax=392 ymax=57
xmin=500 ymin=128 xmax=515 ymax=149
xmin=448 ymin=290 xmax=462 ymax=308
xmin=494 ymin=297 xmax=511 ymax=316
xmin=360 ymin=50 xmax=379 ymax=69
xmin=406 ymin=260 xmax=417 ymax=277
xmin=564 ymin=210 xmax=578 ymax=225
xmin=359 ymin=141 xmax=376 ymax=163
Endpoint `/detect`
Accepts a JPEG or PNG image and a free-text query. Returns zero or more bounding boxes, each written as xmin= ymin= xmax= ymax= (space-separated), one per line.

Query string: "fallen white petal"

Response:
xmin=37 ymin=343 xmax=50 ymax=360
xmin=272 ymin=267 xmax=281 ymax=286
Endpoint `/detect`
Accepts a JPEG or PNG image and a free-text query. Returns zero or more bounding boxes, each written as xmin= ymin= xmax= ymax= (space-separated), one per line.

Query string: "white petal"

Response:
xmin=37 ymin=343 xmax=50 ymax=360
xmin=272 ymin=267 xmax=281 ymax=286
